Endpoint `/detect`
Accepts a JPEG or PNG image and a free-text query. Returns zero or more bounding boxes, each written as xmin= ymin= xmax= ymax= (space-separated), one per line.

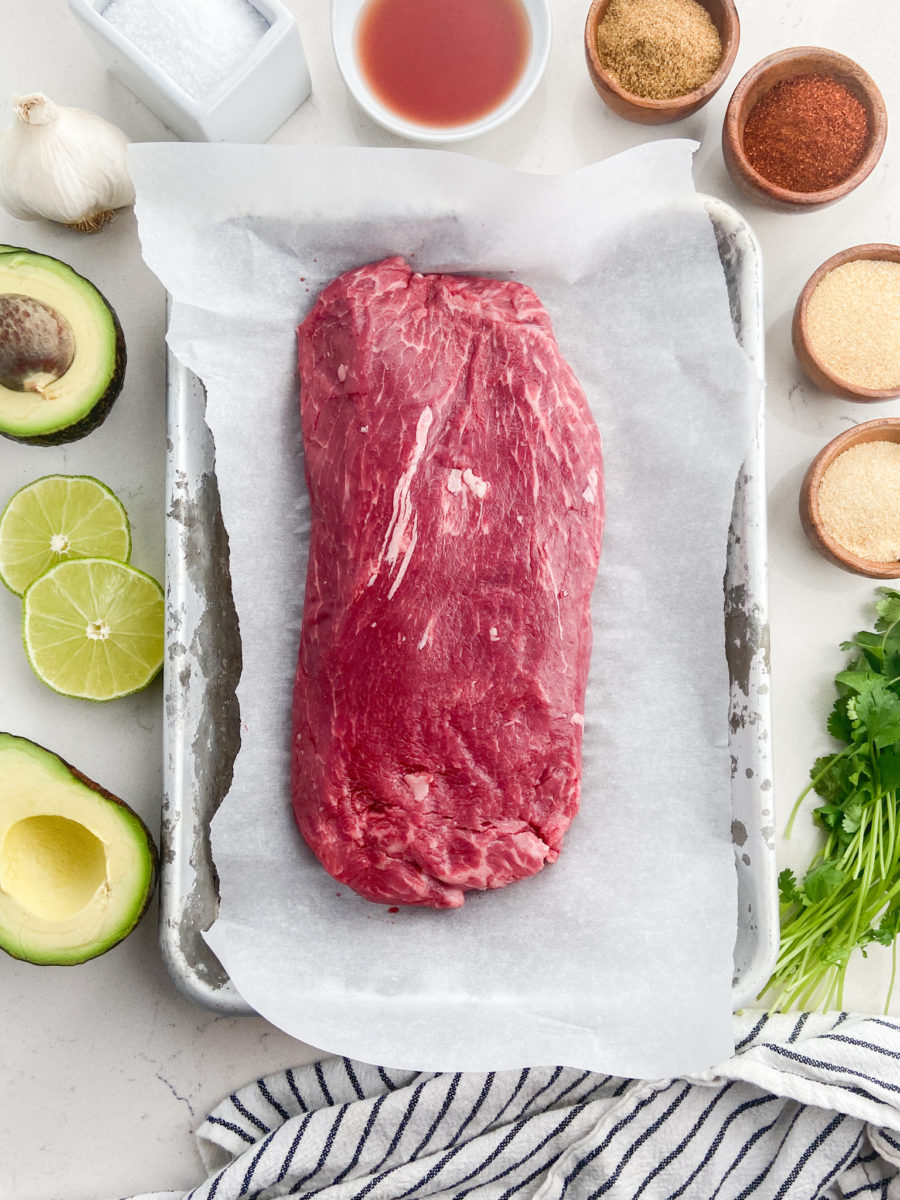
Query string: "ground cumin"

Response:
xmin=596 ymin=0 xmax=722 ymax=101
xmin=742 ymin=74 xmax=869 ymax=193
xmin=818 ymin=441 xmax=900 ymax=563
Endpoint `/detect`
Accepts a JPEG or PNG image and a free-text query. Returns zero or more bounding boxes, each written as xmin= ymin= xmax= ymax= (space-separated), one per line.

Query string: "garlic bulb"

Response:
xmin=0 ymin=93 xmax=135 ymax=233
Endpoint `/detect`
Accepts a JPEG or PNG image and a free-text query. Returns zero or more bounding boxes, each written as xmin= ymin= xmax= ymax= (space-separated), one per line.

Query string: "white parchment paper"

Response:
xmin=130 ymin=141 xmax=760 ymax=1078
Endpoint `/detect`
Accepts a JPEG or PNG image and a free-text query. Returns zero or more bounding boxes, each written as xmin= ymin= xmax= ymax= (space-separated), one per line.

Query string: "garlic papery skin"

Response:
xmin=0 ymin=93 xmax=135 ymax=232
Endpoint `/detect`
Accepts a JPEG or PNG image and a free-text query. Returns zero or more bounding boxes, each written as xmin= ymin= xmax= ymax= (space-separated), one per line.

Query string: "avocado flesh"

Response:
xmin=0 ymin=733 xmax=157 ymax=965
xmin=0 ymin=249 xmax=126 ymax=446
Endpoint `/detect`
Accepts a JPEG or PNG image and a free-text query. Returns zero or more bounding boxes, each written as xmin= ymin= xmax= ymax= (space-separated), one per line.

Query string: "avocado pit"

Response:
xmin=0 ymin=247 xmax=126 ymax=445
xmin=0 ymin=292 xmax=76 ymax=395
xmin=0 ymin=814 xmax=107 ymax=921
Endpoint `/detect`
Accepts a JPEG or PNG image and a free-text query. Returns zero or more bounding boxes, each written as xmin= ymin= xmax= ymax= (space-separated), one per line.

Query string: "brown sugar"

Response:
xmin=596 ymin=0 xmax=722 ymax=101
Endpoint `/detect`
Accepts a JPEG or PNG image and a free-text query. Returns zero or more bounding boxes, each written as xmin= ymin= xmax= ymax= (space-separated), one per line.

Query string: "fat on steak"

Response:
xmin=292 ymin=256 xmax=604 ymax=908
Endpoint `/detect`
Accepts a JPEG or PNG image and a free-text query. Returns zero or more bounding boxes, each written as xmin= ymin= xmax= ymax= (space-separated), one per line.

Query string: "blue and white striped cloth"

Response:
xmin=130 ymin=1012 xmax=900 ymax=1200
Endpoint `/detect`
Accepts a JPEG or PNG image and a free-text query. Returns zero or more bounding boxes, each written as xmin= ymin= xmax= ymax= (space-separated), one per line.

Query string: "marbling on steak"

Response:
xmin=291 ymin=257 xmax=604 ymax=908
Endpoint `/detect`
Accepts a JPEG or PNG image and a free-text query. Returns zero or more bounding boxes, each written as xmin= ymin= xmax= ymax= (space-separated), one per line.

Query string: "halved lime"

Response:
xmin=23 ymin=558 xmax=164 ymax=701
xmin=0 ymin=475 xmax=131 ymax=596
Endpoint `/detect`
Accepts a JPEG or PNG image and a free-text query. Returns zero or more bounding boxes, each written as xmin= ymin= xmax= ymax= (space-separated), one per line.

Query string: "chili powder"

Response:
xmin=742 ymin=73 xmax=869 ymax=193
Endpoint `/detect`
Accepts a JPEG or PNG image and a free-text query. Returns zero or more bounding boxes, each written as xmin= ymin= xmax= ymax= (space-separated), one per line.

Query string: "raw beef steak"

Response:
xmin=292 ymin=257 xmax=604 ymax=908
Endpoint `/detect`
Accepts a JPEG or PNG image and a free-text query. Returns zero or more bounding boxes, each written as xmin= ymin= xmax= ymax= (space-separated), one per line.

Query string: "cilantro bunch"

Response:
xmin=764 ymin=588 xmax=900 ymax=1013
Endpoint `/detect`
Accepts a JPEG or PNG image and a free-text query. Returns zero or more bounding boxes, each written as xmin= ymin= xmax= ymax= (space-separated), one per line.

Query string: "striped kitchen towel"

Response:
xmin=128 ymin=1011 xmax=900 ymax=1200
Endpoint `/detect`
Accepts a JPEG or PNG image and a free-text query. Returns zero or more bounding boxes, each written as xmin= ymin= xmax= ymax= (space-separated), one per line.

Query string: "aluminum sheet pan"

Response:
xmin=161 ymin=193 xmax=776 ymax=1016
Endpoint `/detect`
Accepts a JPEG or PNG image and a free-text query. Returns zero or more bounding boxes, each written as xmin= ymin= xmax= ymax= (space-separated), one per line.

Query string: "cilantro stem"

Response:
xmin=763 ymin=590 xmax=900 ymax=1012
xmin=837 ymin=836 xmax=874 ymax=1010
xmin=888 ymin=790 xmax=899 ymax=875
xmin=877 ymin=786 xmax=889 ymax=881
xmin=883 ymin=611 xmax=900 ymax=652
xmin=763 ymin=589 xmax=900 ymax=1013
xmin=825 ymin=969 xmax=844 ymax=1014
xmin=784 ymin=746 xmax=853 ymax=840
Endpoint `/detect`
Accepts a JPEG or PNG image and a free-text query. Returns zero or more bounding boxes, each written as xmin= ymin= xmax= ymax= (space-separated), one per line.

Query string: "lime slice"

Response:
xmin=23 ymin=558 xmax=164 ymax=701
xmin=0 ymin=475 xmax=131 ymax=596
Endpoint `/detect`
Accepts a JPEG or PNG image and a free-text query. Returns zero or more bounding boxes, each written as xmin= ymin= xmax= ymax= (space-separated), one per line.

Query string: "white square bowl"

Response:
xmin=69 ymin=0 xmax=311 ymax=142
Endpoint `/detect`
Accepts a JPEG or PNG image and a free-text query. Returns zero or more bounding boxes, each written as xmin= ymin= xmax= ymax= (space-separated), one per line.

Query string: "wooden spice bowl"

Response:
xmin=800 ymin=419 xmax=900 ymax=578
xmin=793 ymin=244 xmax=900 ymax=401
xmin=583 ymin=0 xmax=740 ymax=125
xmin=722 ymin=47 xmax=887 ymax=212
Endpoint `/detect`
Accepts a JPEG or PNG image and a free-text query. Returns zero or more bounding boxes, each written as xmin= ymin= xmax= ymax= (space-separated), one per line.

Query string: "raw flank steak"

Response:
xmin=292 ymin=256 xmax=604 ymax=908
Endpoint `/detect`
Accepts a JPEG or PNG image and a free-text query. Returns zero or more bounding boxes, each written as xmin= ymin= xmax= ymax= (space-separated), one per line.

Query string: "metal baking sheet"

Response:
xmin=160 ymin=194 xmax=776 ymax=1016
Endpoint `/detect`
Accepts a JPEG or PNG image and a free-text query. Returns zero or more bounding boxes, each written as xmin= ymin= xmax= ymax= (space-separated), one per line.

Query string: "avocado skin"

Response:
xmin=63 ymin=753 xmax=159 ymax=899
xmin=0 ymin=250 xmax=127 ymax=446
xmin=0 ymin=732 xmax=159 ymax=965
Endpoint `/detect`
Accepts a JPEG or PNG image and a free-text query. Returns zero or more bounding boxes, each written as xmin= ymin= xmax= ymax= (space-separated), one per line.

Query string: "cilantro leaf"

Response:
xmin=810 ymin=754 xmax=853 ymax=805
xmin=878 ymin=746 xmax=900 ymax=794
xmin=875 ymin=588 xmax=900 ymax=632
xmin=802 ymin=861 xmax=848 ymax=904
xmin=766 ymin=590 xmax=900 ymax=1014
xmin=819 ymin=942 xmax=852 ymax=967
xmin=874 ymin=906 xmax=900 ymax=947
xmin=883 ymin=652 xmax=900 ymax=690
xmin=860 ymin=905 xmax=900 ymax=949
xmin=778 ymin=868 xmax=803 ymax=907
xmin=841 ymin=798 xmax=865 ymax=835
xmin=835 ymin=668 xmax=885 ymax=695
xmin=827 ymin=698 xmax=854 ymax=745
xmin=813 ymin=800 xmax=863 ymax=852
xmin=840 ymin=635 xmax=883 ymax=672
xmin=848 ymin=683 xmax=900 ymax=749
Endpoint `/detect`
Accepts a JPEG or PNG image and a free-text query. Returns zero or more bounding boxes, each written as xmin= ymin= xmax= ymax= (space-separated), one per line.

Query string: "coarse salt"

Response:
xmin=818 ymin=440 xmax=900 ymax=563
xmin=806 ymin=260 xmax=900 ymax=391
xmin=102 ymin=0 xmax=269 ymax=101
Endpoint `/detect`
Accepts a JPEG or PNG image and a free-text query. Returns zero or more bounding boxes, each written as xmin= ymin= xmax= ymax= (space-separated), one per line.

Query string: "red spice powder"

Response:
xmin=742 ymin=73 xmax=870 ymax=193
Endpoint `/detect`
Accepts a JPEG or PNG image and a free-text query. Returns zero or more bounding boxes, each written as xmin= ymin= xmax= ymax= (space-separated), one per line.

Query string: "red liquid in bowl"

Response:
xmin=356 ymin=0 xmax=532 ymax=128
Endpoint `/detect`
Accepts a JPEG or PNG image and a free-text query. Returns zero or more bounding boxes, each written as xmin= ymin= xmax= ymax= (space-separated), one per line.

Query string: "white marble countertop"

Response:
xmin=3 ymin=1 xmax=900 ymax=1197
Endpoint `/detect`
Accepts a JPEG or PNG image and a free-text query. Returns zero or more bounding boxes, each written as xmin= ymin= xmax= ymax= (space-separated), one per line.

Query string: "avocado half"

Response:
xmin=0 ymin=732 xmax=157 ymax=965
xmin=0 ymin=248 xmax=126 ymax=446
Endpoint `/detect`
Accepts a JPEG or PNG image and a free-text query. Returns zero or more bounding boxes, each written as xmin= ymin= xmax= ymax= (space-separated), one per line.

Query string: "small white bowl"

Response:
xmin=69 ymin=0 xmax=311 ymax=142
xmin=331 ymin=0 xmax=551 ymax=143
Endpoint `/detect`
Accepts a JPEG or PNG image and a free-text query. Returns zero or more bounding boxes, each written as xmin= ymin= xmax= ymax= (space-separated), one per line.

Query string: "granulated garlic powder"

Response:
xmin=806 ymin=260 xmax=900 ymax=391
xmin=818 ymin=440 xmax=900 ymax=563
